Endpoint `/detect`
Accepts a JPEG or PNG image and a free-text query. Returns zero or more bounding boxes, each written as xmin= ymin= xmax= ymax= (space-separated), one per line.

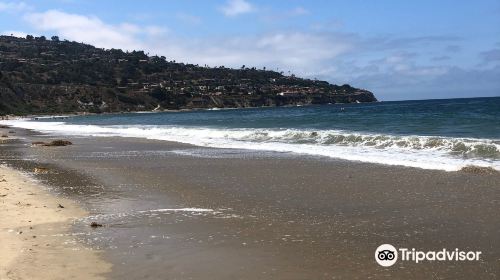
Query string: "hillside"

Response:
xmin=0 ymin=35 xmax=377 ymax=115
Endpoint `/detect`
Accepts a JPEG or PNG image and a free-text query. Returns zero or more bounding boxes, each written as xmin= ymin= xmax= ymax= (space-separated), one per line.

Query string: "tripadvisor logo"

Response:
xmin=375 ymin=244 xmax=482 ymax=267
xmin=375 ymin=244 xmax=398 ymax=267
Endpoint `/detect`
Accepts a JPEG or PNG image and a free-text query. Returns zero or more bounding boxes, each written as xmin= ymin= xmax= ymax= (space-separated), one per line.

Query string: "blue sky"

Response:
xmin=1 ymin=0 xmax=499 ymax=100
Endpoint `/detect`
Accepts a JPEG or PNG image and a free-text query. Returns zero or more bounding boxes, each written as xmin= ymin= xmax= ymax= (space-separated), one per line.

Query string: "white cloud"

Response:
xmin=118 ymin=22 xmax=141 ymax=34
xmin=0 ymin=1 xmax=31 ymax=13
xmin=23 ymin=10 xmax=166 ymax=49
xmin=143 ymin=31 xmax=355 ymax=77
xmin=145 ymin=25 xmax=168 ymax=36
xmin=219 ymin=0 xmax=254 ymax=17
xmin=23 ymin=10 xmax=144 ymax=50
xmin=2 ymin=30 xmax=31 ymax=37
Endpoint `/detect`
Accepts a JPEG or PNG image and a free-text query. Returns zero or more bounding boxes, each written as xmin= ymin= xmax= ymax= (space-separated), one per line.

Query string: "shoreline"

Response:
xmin=2 ymin=118 xmax=499 ymax=172
xmin=0 ymin=103 xmax=332 ymax=122
xmin=0 ymin=165 xmax=111 ymax=279
xmin=1 ymin=126 xmax=500 ymax=279
xmin=0 ymin=103 xmax=332 ymax=120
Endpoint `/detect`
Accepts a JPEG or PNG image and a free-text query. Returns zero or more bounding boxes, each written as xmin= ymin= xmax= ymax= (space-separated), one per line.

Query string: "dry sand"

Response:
xmin=0 ymin=165 xmax=111 ymax=280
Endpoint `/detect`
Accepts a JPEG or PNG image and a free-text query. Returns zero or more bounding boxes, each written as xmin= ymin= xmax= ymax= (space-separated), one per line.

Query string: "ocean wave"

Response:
xmin=2 ymin=120 xmax=499 ymax=171
xmin=238 ymin=130 xmax=500 ymax=159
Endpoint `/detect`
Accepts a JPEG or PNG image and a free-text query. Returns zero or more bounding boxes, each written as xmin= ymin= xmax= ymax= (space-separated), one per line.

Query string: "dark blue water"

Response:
xmin=62 ymin=97 xmax=500 ymax=139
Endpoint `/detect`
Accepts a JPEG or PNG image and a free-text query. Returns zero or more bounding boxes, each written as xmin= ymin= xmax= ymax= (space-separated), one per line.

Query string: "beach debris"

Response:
xmin=0 ymin=125 xmax=9 ymax=128
xmin=46 ymin=140 xmax=73 ymax=146
xmin=90 ymin=222 xmax=103 ymax=228
xmin=8 ymin=131 xmax=15 ymax=134
xmin=31 ymin=140 xmax=73 ymax=147
xmin=1 ymin=134 xmax=8 ymax=138
xmin=0 ymin=194 xmax=7 ymax=197
xmin=460 ymin=165 xmax=497 ymax=175
xmin=34 ymin=167 xmax=50 ymax=174
xmin=58 ymin=204 xmax=65 ymax=208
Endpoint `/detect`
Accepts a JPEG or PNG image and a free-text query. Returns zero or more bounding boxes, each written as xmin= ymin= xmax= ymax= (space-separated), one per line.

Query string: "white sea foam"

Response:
xmin=138 ymin=208 xmax=214 ymax=213
xmin=2 ymin=119 xmax=499 ymax=171
xmin=78 ymin=207 xmax=226 ymax=223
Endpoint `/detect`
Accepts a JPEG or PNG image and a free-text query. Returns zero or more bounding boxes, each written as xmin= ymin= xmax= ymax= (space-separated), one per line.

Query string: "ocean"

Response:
xmin=3 ymin=97 xmax=500 ymax=171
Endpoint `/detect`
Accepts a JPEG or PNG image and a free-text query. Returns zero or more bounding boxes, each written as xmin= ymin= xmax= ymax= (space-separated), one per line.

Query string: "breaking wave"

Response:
xmin=2 ymin=120 xmax=499 ymax=171
xmin=239 ymin=130 xmax=500 ymax=159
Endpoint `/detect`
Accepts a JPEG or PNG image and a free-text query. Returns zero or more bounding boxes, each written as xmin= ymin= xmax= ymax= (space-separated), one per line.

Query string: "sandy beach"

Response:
xmin=1 ymin=126 xmax=500 ymax=279
xmin=0 ymin=163 xmax=111 ymax=279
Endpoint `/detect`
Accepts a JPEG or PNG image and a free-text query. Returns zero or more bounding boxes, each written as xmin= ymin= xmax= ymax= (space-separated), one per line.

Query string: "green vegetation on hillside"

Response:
xmin=0 ymin=35 xmax=377 ymax=115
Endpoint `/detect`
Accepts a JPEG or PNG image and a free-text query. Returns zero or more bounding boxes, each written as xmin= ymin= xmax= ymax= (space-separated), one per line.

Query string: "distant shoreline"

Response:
xmin=0 ymin=101 xmax=356 ymax=120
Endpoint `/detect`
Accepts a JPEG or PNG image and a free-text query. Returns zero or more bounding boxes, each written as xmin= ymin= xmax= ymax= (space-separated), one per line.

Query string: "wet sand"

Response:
xmin=1 ymin=128 xmax=500 ymax=279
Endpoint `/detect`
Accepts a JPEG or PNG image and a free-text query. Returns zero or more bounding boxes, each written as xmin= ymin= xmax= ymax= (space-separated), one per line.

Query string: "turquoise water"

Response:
xmin=4 ymin=97 xmax=500 ymax=171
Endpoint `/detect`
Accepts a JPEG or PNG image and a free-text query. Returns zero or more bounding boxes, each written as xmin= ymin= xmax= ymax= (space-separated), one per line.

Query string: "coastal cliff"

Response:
xmin=0 ymin=35 xmax=377 ymax=115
